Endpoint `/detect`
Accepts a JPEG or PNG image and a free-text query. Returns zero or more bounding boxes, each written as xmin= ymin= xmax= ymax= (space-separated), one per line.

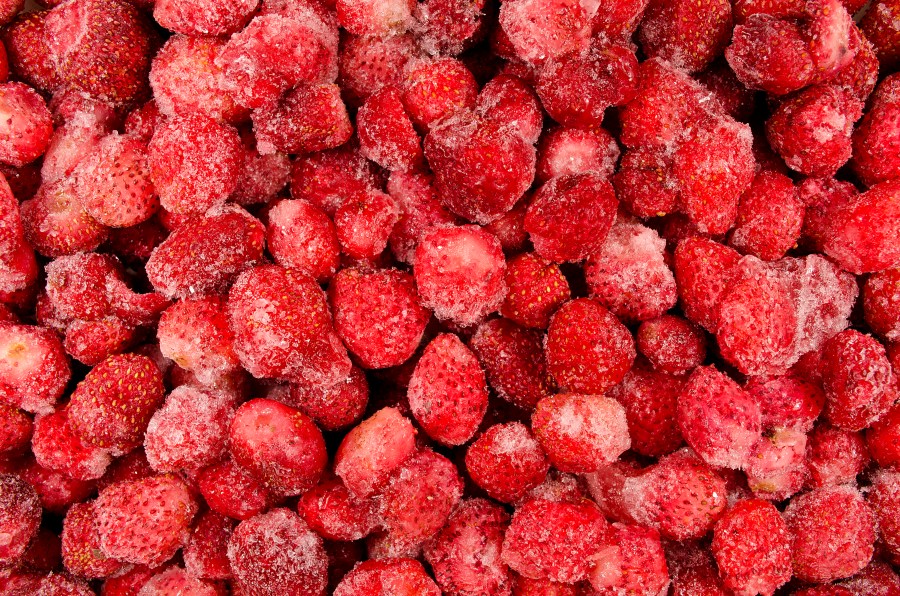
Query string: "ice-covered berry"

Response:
xmin=61 ymin=502 xmax=124 ymax=579
xmin=588 ymin=522 xmax=670 ymax=595
xmin=197 ymin=459 xmax=272 ymax=521
xmin=537 ymin=126 xmax=619 ymax=183
xmin=266 ymin=199 xmax=340 ymax=282
xmin=333 ymin=558 xmax=440 ymax=596
xmin=638 ymin=0 xmax=732 ymax=73
xmin=729 ymin=170 xmax=804 ymax=260
xmin=499 ymin=253 xmax=570 ymax=330
xmin=154 ymin=0 xmax=258 ymax=36
xmin=0 ymin=323 xmax=69 ymax=415
xmin=338 ymin=33 xmax=421 ymax=105
xmin=726 ymin=14 xmax=815 ymax=95
xmin=868 ymin=469 xmax=900 ymax=565
xmin=465 ymin=421 xmax=549 ymax=504
xmin=608 ymin=364 xmax=686 ymax=457
xmin=852 ymin=74 xmax=900 ymax=187
xmin=229 ymin=398 xmax=326 ymax=496
xmin=336 ymin=0 xmax=415 ymax=36
xmin=356 ymin=87 xmax=422 ymax=172
xmin=636 ymin=315 xmax=707 ymax=375
xmin=253 ymin=83 xmax=353 ymax=155
xmin=864 ymin=268 xmax=900 ymax=342
xmin=298 ymin=477 xmax=378 ymax=542
xmin=807 ymin=423 xmax=869 ymax=487
xmin=333 ymin=187 xmax=400 ymax=260
xmin=227 ymin=265 xmax=352 ymax=386
xmin=3 ymin=11 xmax=61 ymax=93
xmin=288 ymin=366 xmax=369 ymax=431
xmin=861 ymin=0 xmax=900 ymax=72
xmin=183 ymin=510 xmax=234 ymax=581
xmin=498 ymin=0 xmax=597 ymax=66
xmin=31 ymin=407 xmax=112 ymax=481
xmin=0 ymin=473 xmax=41 ymax=568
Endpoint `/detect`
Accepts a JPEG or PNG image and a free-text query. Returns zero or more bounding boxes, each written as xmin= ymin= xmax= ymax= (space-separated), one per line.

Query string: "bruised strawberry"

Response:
xmin=67 ymin=353 xmax=165 ymax=454
xmin=94 ymin=475 xmax=198 ymax=567
xmin=45 ymin=0 xmax=152 ymax=105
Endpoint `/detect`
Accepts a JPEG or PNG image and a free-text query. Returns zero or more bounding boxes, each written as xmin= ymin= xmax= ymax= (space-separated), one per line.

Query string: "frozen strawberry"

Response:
xmin=743 ymin=427 xmax=808 ymax=500
xmin=105 ymin=217 xmax=168 ymax=264
xmin=585 ymin=221 xmax=677 ymax=322
xmin=148 ymin=115 xmax=243 ymax=215
xmin=0 ymin=473 xmax=41 ymax=568
xmin=98 ymin=564 xmax=157 ymax=596
xmin=157 ymin=296 xmax=239 ymax=385
xmin=94 ymin=475 xmax=197 ymax=567
xmin=61 ymin=502 xmax=125 ymax=579
xmin=623 ymin=449 xmax=728 ymax=540
xmin=425 ymin=112 xmax=535 ymax=224
xmin=31 ymin=407 xmax=111 ymax=481
xmin=861 ymin=0 xmax=900 ymax=72
xmin=841 ymin=560 xmax=900 ymax=595
xmin=144 ymin=385 xmax=232 ymax=473
xmin=591 ymin=0 xmax=649 ymax=41
xmin=536 ymin=43 xmax=638 ymax=131
xmin=465 ymin=421 xmax=549 ymax=503
xmin=806 ymin=423 xmax=868 ymax=487
xmin=498 ymin=0 xmax=597 ymax=66
xmin=298 ymin=477 xmax=378 ymax=541
xmin=726 ymin=14 xmax=815 ymax=94
xmin=716 ymin=256 xmax=798 ymax=376
xmin=408 ymin=333 xmax=488 ymax=446
xmin=853 ymin=75 xmax=900 ymax=188
xmin=197 ymin=459 xmax=272 ymax=521
xmin=96 ymin=448 xmax=153 ymax=492
xmin=336 ymin=0 xmax=414 ymax=36
xmin=666 ymin=540 xmax=730 ymax=595
xmin=67 ymin=353 xmax=164 ymax=454
xmin=608 ymin=364 xmax=686 ymax=457
xmin=228 ymin=508 xmax=328 ymax=596
xmin=22 ymin=527 xmax=62 ymax=573
xmin=373 ymin=449 xmax=463 ymax=557
xmin=482 ymin=198 xmax=529 ymax=253
xmin=868 ymin=469 xmax=900 ymax=564
xmin=536 ymin=126 xmax=619 ymax=183
xmin=333 ymin=188 xmax=400 ymax=260
xmin=65 ymin=316 xmax=137 ymax=365
xmin=414 ymin=225 xmax=507 ymax=326
xmin=502 ymin=497 xmax=611 ymax=584
xmin=746 ymin=374 xmax=825 ymax=433
xmin=0 ymin=82 xmax=52 ymax=167
xmin=330 ymin=268 xmax=428 ymax=369
xmin=0 ymin=323 xmax=69 ymax=415
xmin=638 ymin=0 xmax=732 ymax=73
xmin=357 ymin=88 xmax=422 ymax=172
xmin=423 ymin=499 xmax=510 ymax=596
xmin=231 ymin=141 xmax=290 ymax=206
xmin=45 ymin=0 xmax=152 ymax=105
xmin=228 ymin=265 xmax=351 ymax=386
xmin=786 ymin=485 xmax=875 ymax=582
xmin=727 ymin=170 xmax=804 ymax=261
xmin=401 ymin=57 xmax=478 ymax=132
xmin=476 ymin=74 xmax=542 ymax=145
xmin=499 ymin=254 xmax=570 ymax=331
xmin=820 ymin=330 xmax=896 ymax=431
xmin=229 ymin=398 xmax=326 ymax=496
xmin=154 ymin=0 xmax=258 ymax=36
xmin=18 ymin=456 xmax=95 ymax=514
xmin=334 ymin=407 xmax=416 ymax=499
xmin=333 ymin=558 xmax=440 ymax=596
xmin=42 ymin=252 xmax=118 ymax=322
xmin=414 ymin=0 xmax=487 ymax=56
xmin=40 ymin=122 xmax=105 ymax=185
xmin=288 ymin=366 xmax=369 ymax=431
xmin=183 ymin=511 xmax=234 ymax=581
xmin=864 ymin=269 xmax=900 ymax=343
xmin=290 ymin=144 xmax=380 ymax=216
xmin=3 ymin=11 xmax=61 ymax=93
xmin=338 ymin=33 xmax=421 ymax=105
xmin=766 ymin=84 xmax=862 ymax=177
xmin=386 ymin=170 xmax=457 ymax=264
xmin=149 ymin=35 xmax=245 ymax=124
xmin=510 ymin=574 xmax=577 ymax=595
xmin=124 ymin=100 xmax=162 ymax=143
xmin=216 ymin=11 xmax=338 ymax=109
xmin=613 ymin=145 xmax=680 ymax=219
xmin=711 ymin=499 xmax=791 ymax=595
xmin=136 ymin=567 xmax=220 ymax=596
xmin=677 ymin=366 xmax=763 ymax=469
xmin=0 ymin=403 xmax=30 ymax=456
xmin=265 ymin=199 xmax=338 ymax=281
xmin=525 ymin=173 xmax=618 ymax=263
xmin=589 ymin=523 xmax=669 ymax=595
xmin=866 ymin=402 xmax=900 ymax=469
xmin=828 ymin=24 xmax=879 ymax=103
xmin=253 ymin=83 xmax=352 ymax=155
xmin=697 ymin=60 xmax=757 ymax=122
xmin=22 ymin=180 xmax=107 ymax=257
xmin=522 ymin=469 xmax=590 ymax=505
xmin=531 ymin=393 xmax=630 ymax=473
xmin=636 ymin=316 xmax=707 ymax=376
xmin=545 ymin=298 xmax=635 ymax=395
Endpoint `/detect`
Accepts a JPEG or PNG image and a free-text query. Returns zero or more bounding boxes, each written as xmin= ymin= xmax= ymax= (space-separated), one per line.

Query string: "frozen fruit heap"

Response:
xmin=2 ymin=0 xmax=900 ymax=594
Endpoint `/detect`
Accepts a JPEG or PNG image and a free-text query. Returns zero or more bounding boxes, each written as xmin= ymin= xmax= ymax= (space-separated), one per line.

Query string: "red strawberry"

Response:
xmin=401 ymin=57 xmax=477 ymax=131
xmin=288 ymin=366 xmax=369 ymax=431
xmin=477 ymin=74 xmax=543 ymax=145
xmin=45 ymin=0 xmax=153 ymax=105
xmin=636 ymin=315 xmax=707 ymax=375
xmin=0 ymin=402 xmax=30 ymax=456
xmin=67 ymin=353 xmax=165 ymax=454
xmin=0 ymin=473 xmax=41 ymax=569
xmin=408 ymin=333 xmax=488 ymax=446
xmin=253 ymin=83 xmax=353 ymax=155
xmin=138 ymin=567 xmax=220 ymax=596
xmin=183 ymin=510 xmax=234 ymax=581
xmin=20 ymin=181 xmax=108 ymax=257
xmin=94 ymin=475 xmax=198 ymax=567
xmin=298 ymin=477 xmax=378 ymax=542
xmin=711 ymin=499 xmax=792 ymax=595
xmin=498 ymin=0 xmax=596 ymax=66
xmin=333 ymin=188 xmax=400 ymax=260
xmin=867 ymin=470 xmax=900 ymax=566
xmin=726 ymin=14 xmax=815 ymax=95
xmin=589 ymin=523 xmax=670 ymax=595
xmin=537 ymin=125 xmax=619 ymax=183
xmin=861 ymin=0 xmax=900 ymax=73
xmin=608 ymin=363 xmax=686 ymax=457
xmin=154 ymin=0 xmax=258 ymax=36
xmin=386 ymin=170 xmax=458 ymax=265
xmin=197 ymin=458 xmax=272 ymax=521
xmin=290 ymin=144 xmax=380 ymax=216
xmin=3 ymin=11 xmax=62 ymax=93
xmin=334 ymin=558 xmax=440 ymax=596
xmin=0 ymin=322 xmax=70 ymax=415
xmin=499 ymin=253 xmax=570 ymax=330
xmin=852 ymin=74 xmax=900 ymax=188
xmin=61 ymin=502 xmax=125 ymax=579
xmin=227 ymin=508 xmax=328 ymax=596
xmin=0 ymin=82 xmax=53 ymax=167
xmin=336 ymin=0 xmax=415 ymax=36
xmin=729 ymin=170 xmax=805 ymax=261
xmin=338 ymin=33 xmax=421 ymax=105
xmin=31 ymin=407 xmax=112 ymax=481
xmin=465 ymin=422 xmax=549 ymax=504
xmin=613 ymin=145 xmax=680 ymax=219
xmin=807 ymin=423 xmax=869 ymax=488
xmin=356 ymin=87 xmax=422 ymax=172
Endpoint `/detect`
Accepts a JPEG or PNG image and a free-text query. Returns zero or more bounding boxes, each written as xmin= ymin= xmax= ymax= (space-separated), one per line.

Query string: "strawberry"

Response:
xmin=498 ymin=0 xmax=597 ymax=66
xmin=231 ymin=139 xmax=291 ymax=206
xmin=45 ymin=0 xmax=152 ymax=105
xmin=807 ymin=423 xmax=869 ymax=488
xmin=146 ymin=204 xmax=265 ymax=300
xmin=0 ymin=473 xmax=41 ymax=569
xmin=639 ymin=0 xmax=732 ymax=73
xmin=861 ymin=0 xmax=900 ymax=73
xmin=333 ymin=188 xmax=400 ymax=260
xmin=267 ymin=198 xmax=340 ymax=281
xmin=608 ymin=363 xmax=686 ymax=457
xmin=0 ymin=402 xmax=30 ymax=456
xmin=711 ymin=499 xmax=792 ymax=595
xmin=138 ymin=567 xmax=220 ymax=596
xmin=356 ymin=87 xmax=422 ymax=172
xmin=18 ymin=456 xmax=95 ymax=514
xmin=31 ymin=407 xmax=112 ymax=481
xmin=726 ymin=14 xmax=815 ymax=95
xmin=537 ymin=125 xmax=619 ymax=183
xmin=338 ymin=33 xmax=421 ymax=106
xmin=386 ymin=170 xmax=458 ymax=265
xmin=3 ymin=11 xmax=61 ymax=93
xmin=67 ymin=353 xmax=165 ymax=454
xmin=545 ymin=298 xmax=635 ymax=395
xmin=183 ymin=510 xmax=234 ymax=581
xmin=867 ymin=470 xmax=900 ymax=566
xmin=290 ymin=144 xmax=381 ymax=216
xmin=0 ymin=322 xmax=70 ymax=414
xmin=0 ymin=82 xmax=52 ymax=169
xmin=402 ymin=57 xmax=478 ymax=131
xmin=298 ymin=477 xmax=378 ymax=542
xmin=227 ymin=508 xmax=328 ymax=596
xmin=502 ymin=498 xmax=611 ymax=584
xmin=589 ymin=523 xmax=670 ymax=595
xmin=226 ymin=265 xmax=352 ymax=386
xmin=636 ymin=315 xmax=707 ymax=375
xmin=96 ymin=448 xmax=154 ymax=491
xmin=408 ymin=333 xmax=488 ymax=446
xmin=785 ymin=486 xmax=875 ymax=582
xmin=20 ymin=181 xmax=108 ymax=257
xmin=499 ymin=253 xmax=570 ymax=331
xmin=729 ymin=170 xmax=805 ymax=261
xmin=334 ymin=559 xmax=440 ymax=596
xmin=477 ymin=74 xmax=543 ymax=145
xmin=63 ymin=317 xmax=135 ymax=366
xmin=852 ymin=74 xmax=900 ymax=188
xmin=288 ymin=366 xmax=369 ymax=432
xmin=465 ymin=422 xmax=549 ymax=504
xmin=197 ymin=458 xmax=272 ymax=521
xmin=613 ymin=145 xmax=680 ymax=219
xmin=95 ymin=475 xmax=198 ymax=567
xmin=228 ymin=398 xmax=327 ymax=496
xmin=253 ymin=83 xmax=353 ymax=155
xmin=336 ymin=0 xmax=415 ymax=36
xmin=61 ymin=502 xmax=125 ymax=579
xmin=153 ymin=0 xmax=258 ymax=36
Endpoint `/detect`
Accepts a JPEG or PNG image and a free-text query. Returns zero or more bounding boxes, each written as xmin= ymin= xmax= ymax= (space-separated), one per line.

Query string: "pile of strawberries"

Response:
xmin=2 ymin=0 xmax=900 ymax=593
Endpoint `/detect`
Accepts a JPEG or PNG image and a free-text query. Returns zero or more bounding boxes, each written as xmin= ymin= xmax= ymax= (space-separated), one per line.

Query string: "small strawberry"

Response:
xmin=333 ymin=558 xmax=440 ymax=596
xmin=157 ymin=296 xmax=240 ymax=385
xmin=465 ymin=422 xmax=549 ymax=503
xmin=638 ymin=0 xmax=732 ymax=72
xmin=333 ymin=188 xmax=400 ymax=260
xmin=298 ymin=477 xmax=378 ymax=542
xmin=499 ymin=253 xmax=570 ymax=331
xmin=20 ymin=181 xmax=109 ymax=258
xmin=290 ymin=144 xmax=381 ymax=216
xmin=338 ymin=33 xmax=421 ymax=105
xmin=807 ymin=423 xmax=869 ymax=488
xmin=31 ymin=407 xmax=112 ymax=481
xmin=729 ymin=170 xmax=805 ymax=261
xmin=0 ymin=402 xmax=30 ymax=456
xmin=861 ymin=0 xmax=900 ymax=73
xmin=356 ymin=86 xmax=422 ymax=172
xmin=288 ymin=366 xmax=369 ymax=432
xmin=589 ymin=523 xmax=670 ymax=595
xmin=154 ymin=0 xmax=258 ymax=36
xmin=67 ymin=353 xmax=165 ymax=454
xmin=94 ymin=475 xmax=198 ymax=568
